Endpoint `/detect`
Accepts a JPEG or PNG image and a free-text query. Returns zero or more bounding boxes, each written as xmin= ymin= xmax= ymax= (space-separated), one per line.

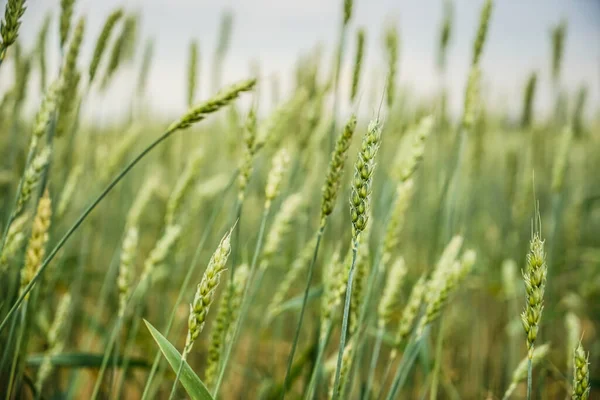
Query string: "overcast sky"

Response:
xmin=9 ymin=0 xmax=600 ymax=122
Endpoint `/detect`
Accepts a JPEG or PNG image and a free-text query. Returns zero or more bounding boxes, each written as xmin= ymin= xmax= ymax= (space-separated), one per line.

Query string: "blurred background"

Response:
xmin=8 ymin=0 xmax=600 ymax=121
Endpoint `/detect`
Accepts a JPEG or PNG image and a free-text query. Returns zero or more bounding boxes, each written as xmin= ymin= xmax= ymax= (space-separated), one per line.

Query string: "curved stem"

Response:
xmin=0 ymin=127 xmax=178 ymax=333
xmin=331 ymin=240 xmax=358 ymax=400
xmin=213 ymin=206 xmax=270 ymax=396
xmin=281 ymin=224 xmax=325 ymax=398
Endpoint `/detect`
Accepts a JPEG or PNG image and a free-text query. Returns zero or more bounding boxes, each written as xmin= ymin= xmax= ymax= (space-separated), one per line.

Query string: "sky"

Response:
xmin=7 ymin=0 xmax=600 ymax=122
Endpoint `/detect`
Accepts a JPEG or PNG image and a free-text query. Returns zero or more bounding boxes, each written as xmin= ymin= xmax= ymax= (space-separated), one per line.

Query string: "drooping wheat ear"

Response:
xmin=551 ymin=20 xmax=566 ymax=83
xmin=102 ymin=14 xmax=137 ymax=88
xmin=100 ymin=124 xmax=142 ymax=181
xmin=329 ymin=339 xmax=354 ymax=399
xmin=521 ymin=232 xmax=547 ymax=358
xmin=264 ymin=147 xmax=291 ymax=210
xmin=350 ymin=29 xmax=365 ymax=102
xmin=168 ymin=78 xmax=257 ymax=133
xmin=187 ymin=39 xmax=199 ymax=107
xmin=88 ymin=8 xmax=123 ymax=83
xmin=57 ymin=164 xmax=83 ymax=217
xmin=521 ymin=72 xmax=537 ymax=129
xmin=417 ymin=248 xmax=476 ymax=336
xmin=238 ymin=106 xmax=258 ymax=201
xmin=382 ymin=179 xmax=414 ymax=265
xmin=565 ymin=312 xmax=582 ymax=373
xmin=393 ymin=115 xmax=433 ymax=181
xmin=572 ymin=342 xmax=590 ymax=400
xmin=19 ymin=190 xmax=52 ymax=300
xmin=127 ymin=176 xmax=158 ymax=227
xmin=350 ymin=119 xmax=382 ymax=241
xmin=472 ymin=0 xmax=492 ymax=66
xmin=36 ymin=292 xmax=72 ymax=392
xmin=165 ymin=149 xmax=204 ymax=225
xmin=551 ymin=126 xmax=573 ymax=193
xmin=117 ymin=226 xmax=138 ymax=318
xmin=321 ymin=115 xmax=357 ymax=224
xmin=16 ymin=147 xmax=51 ymax=215
xmin=267 ymin=233 xmax=318 ymax=320
xmin=343 ymin=0 xmax=353 ymax=25
xmin=462 ymin=66 xmax=481 ymax=131
xmin=384 ymin=24 xmax=399 ymax=108
xmin=394 ymin=275 xmax=426 ymax=348
xmin=139 ymin=225 xmax=181 ymax=290
xmin=184 ymin=229 xmax=232 ymax=357
xmin=437 ymin=0 xmax=453 ymax=70
xmin=502 ymin=343 xmax=550 ymax=400
xmin=30 ymin=80 xmax=62 ymax=153
xmin=378 ymin=257 xmax=407 ymax=328
xmin=59 ymin=0 xmax=75 ymax=49
xmin=0 ymin=0 xmax=26 ymax=62
xmin=36 ymin=14 xmax=51 ymax=91
xmin=0 ymin=214 xmax=28 ymax=272
xmin=205 ymin=263 xmax=248 ymax=388
xmin=261 ymin=193 xmax=303 ymax=269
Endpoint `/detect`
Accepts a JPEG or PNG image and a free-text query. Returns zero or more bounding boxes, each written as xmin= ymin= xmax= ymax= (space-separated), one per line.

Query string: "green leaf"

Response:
xmin=144 ymin=319 xmax=214 ymax=400
xmin=26 ymin=352 xmax=150 ymax=369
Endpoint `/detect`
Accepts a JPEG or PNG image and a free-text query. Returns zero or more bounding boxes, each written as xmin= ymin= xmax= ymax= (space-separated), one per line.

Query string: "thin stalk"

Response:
xmin=213 ymin=206 xmax=270 ymax=396
xmin=0 ymin=138 xmax=39 ymax=261
xmin=5 ymin=303 xmax=28 ymax=400
xmin=305 ymin=321 xmax=333 ymax=400
xmin=0 ymin=126 xmax=180 ymax=333
xmin=526 ymin=357 xmax=533 ymax=400
xmin=114 ymin=303 xmax=143 ymax=397
xmin=429 ymin=319 xmax=446 ymax=400
xmin=139 ymin=172 xmax=236 ymax=400
xmin=385 ymin=326 xmax=430 ymax=400
xmin=169 ymin=352 xmax=188 ymax=400
xmin=90 ymin=315 xmax=124 ymax=399
xmin=0 ymin=310 xmax=18 ymax=374
xmin=364 ymin=325 xmax=385 ymax=398
xmin=331 ymin=240 xmax=359 ymax=400
xmin=239 ymin=267 xmax=268 ymax=390
xmin=376 ymin=353 xmax=396 ymax=400
xmin=281 ymin=224 xmax=325 ymax=398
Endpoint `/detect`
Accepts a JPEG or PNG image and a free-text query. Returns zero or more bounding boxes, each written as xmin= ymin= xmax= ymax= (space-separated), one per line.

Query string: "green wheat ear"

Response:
xmin=0 ymin=0 xmax=27 ymax=62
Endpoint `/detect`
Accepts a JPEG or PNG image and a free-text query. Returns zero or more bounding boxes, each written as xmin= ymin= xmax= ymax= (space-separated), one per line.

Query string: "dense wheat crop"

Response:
xmin=0 ymin=0 xmax=598 ymax=398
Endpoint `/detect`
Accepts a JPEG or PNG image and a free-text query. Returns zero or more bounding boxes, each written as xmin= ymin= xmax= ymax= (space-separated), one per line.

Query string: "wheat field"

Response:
xmin=0 ymin=0 xmax=598 ymax=399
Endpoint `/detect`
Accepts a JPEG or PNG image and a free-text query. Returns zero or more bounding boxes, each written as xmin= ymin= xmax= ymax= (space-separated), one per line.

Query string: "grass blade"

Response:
xmin=144 ymin=319 xmax=214 ymax=400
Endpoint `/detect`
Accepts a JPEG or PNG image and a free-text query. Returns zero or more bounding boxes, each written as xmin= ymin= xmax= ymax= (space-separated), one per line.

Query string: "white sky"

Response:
xmin=6 ymin=0 xmax=600 ymax=122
